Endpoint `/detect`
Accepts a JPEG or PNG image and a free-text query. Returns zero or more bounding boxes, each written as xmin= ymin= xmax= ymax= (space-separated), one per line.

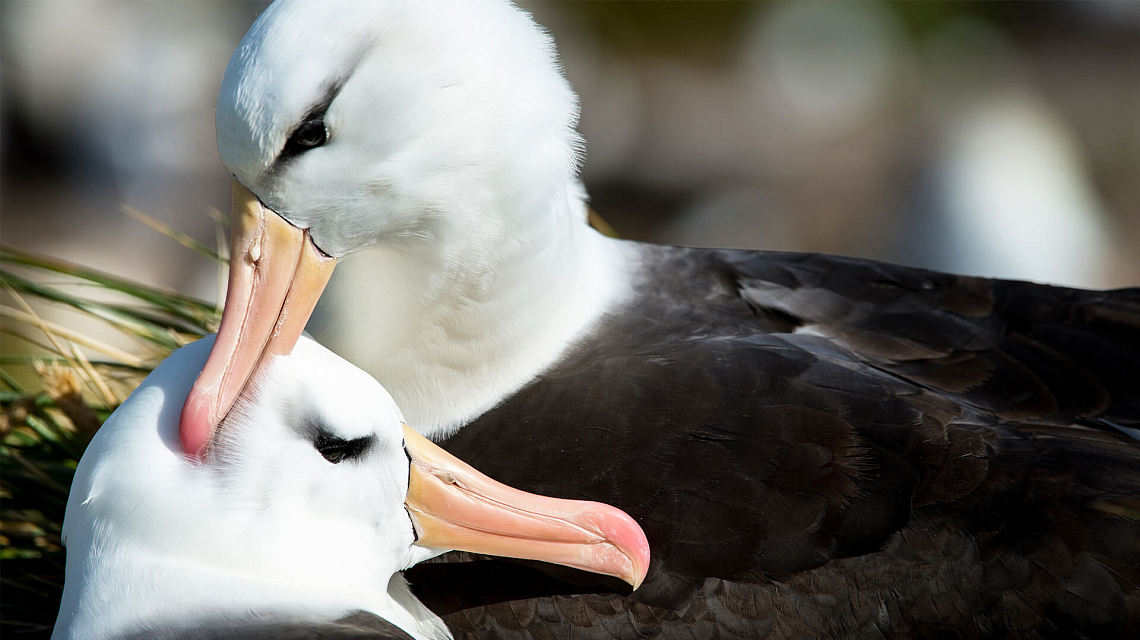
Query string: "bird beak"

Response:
xmin=180 ymin=180 xmax=337 ymax=457
xmin=402 ymin=426 xmax=650 ymax=590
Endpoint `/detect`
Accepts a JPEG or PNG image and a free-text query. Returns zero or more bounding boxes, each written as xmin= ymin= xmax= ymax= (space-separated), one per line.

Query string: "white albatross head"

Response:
xmin=182 ymin=0 xmax=591 ymax=454
xmin=55 ymin=336 xmax=648 ymax=640
xmin=216 ymin=0 xmax=581 ymax=258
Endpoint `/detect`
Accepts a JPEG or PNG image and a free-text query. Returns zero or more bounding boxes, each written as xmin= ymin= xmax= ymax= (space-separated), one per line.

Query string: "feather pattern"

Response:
xmin=408 ymin=245 xmax=1140 ymax=639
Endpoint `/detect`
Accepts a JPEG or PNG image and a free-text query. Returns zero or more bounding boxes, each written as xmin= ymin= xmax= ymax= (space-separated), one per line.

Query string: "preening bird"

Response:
xmin=179 ymin=0 xmax=1140 ymax=637
xmin=52 ymin=336 xmax=647 ymax=640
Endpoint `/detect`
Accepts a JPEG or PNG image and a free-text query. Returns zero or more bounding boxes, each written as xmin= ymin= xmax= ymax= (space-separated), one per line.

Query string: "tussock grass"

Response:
xmin=0 ymin=214 xmax=222 ymax=637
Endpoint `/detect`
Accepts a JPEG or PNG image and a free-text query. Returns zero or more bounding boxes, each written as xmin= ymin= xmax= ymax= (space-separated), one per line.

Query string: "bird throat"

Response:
xmin=308 ymin=196 xmax=632 ymax=439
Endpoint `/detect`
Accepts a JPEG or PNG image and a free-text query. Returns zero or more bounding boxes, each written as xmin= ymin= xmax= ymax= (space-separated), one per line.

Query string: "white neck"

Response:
xmin=53 ymin=535 xmax=449 ymax=640
xmin=311 ymin=182 xmax=633 ymax=439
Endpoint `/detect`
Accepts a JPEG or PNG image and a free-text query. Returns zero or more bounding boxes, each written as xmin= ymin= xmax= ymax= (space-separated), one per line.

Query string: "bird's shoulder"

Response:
xmin=445 ymin=244 xmax=1139 ymax=609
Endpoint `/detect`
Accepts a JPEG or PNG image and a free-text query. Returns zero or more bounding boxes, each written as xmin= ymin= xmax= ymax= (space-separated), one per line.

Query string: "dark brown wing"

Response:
xmin=727 ymin=249 xmax=1140 ymax=431
xmin=415 ymin=245 xmax=1139 ymax=639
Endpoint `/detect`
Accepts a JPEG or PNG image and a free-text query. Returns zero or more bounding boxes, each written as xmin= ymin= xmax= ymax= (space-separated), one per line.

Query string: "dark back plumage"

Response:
xmin=410 ymin=246 xmax=1140 ymax=639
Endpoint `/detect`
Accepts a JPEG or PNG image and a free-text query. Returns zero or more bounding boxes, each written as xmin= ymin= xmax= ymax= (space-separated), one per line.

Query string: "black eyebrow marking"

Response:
xmin=312 ymin=426 xmax=374 ymax=465
xmin=270 ymin=77 xmax=346 ymax=170
xmin=267 ymin=37 xmax=377 ymax=175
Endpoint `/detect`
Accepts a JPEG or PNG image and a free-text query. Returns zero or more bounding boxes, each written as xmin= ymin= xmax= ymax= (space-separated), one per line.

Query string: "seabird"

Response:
xmin=53 ymin=336 xmax=648 ymax=639
xmin=183 ymin=0 xmax=1140 ymax=636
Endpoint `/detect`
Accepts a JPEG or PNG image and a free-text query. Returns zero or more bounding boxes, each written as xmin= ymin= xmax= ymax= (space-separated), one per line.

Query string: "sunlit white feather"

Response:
xmin=53 ymin=336 xmax=449 ymax=640
xmin=214 ymin=0 xmax=636 ymax=438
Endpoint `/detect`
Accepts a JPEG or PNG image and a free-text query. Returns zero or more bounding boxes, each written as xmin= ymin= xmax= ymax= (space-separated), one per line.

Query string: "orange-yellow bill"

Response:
xmin=180 ymin=180 xmax=336 ymax=457
xmin=402 ymin=426 xmax=650 ymax=589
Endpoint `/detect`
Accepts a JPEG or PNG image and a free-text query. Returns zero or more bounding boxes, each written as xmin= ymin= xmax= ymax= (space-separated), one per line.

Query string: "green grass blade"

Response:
xmin=0 ymin=355 xmax=151 ymax=373
xmin=0 ymin=368 xmax=26 ymax=393
xmin=0 ymin=245 xmax=220 ymax=327
xmin=1 ymin=271 xmax=183 ymax=350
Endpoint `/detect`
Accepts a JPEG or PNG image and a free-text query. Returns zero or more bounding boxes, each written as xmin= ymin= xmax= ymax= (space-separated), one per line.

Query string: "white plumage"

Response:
xmin=54 ymin=336 xmax=451 ymax=640
xmin=55 ymin=333 xmax=649 ymax=639
xmin=212 ymin=0 xmax=633 ymax=438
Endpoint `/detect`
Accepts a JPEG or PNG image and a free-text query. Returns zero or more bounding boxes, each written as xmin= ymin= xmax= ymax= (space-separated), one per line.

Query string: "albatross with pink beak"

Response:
xmin=176 ymin=0 xmax=1140 ymax=637
xmin=54 ymin=336 xmax=648 ymax=639
xmin=180 ymin=0 xmax=627 ymax=455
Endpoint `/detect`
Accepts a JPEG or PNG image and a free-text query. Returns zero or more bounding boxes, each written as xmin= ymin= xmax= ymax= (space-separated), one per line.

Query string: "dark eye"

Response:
xmin=286 ymin=118 xmax=327 ymax=152
xmin=313 ymin=429 xmax=372 ymax=464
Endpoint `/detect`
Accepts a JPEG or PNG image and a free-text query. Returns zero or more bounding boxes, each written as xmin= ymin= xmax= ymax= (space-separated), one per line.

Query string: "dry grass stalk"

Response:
xmin=121 ymin=205 xmax=226 ymax=265
xmin=0 ymin=306 xmax=145 ymax=367
xmin=30 ymin=362 xmax=102 ymax=437
xmin=3 ymin=284 xmax=112 ymax=406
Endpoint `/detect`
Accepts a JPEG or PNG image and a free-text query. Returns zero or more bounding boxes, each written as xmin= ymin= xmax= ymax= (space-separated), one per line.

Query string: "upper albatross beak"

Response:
xmin=402 ymin=426 xmax=650 ymax=589
xmin=180 ymin=180 xmax=337 ymax=457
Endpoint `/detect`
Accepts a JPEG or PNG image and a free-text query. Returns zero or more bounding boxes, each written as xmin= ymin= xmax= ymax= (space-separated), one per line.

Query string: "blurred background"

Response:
xmin=2 ymin=0 xmax=1139 ymax=305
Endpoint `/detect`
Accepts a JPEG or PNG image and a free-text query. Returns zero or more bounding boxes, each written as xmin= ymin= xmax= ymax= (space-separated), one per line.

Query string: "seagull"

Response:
xmin=53 ymin=335 xmax=648 ymax=640
xmin=182 ymin=0 xmax=1139 ymax=635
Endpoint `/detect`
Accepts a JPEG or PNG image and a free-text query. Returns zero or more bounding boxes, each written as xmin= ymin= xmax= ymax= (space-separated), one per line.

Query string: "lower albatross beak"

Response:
xmin=180 ymin=180 xmax=337 ymax=457
xmin=402 ymin=426 xmax=650 ymax=589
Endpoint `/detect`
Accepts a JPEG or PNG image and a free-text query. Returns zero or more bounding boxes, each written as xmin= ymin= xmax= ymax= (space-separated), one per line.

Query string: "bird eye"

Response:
xmin=286 ymin=118 xmax=327 ymax=152
xmin=312 ymin=429 xmax=372 ymax=464
xmin=317 ymin=439 xmax=349 ymax=464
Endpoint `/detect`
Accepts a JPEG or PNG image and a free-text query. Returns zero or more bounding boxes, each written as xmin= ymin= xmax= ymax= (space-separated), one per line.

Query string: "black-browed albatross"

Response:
xmin=53 ymin=336 xmax=648 ymax=640
xmin=183 ymin=0 xmax=1140 ymax=636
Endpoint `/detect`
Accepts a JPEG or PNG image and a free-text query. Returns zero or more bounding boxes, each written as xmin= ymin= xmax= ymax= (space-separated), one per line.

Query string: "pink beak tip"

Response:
xmin=178 ymin=390 xmax=215 ymax=460
xmin=587 ymin=502 xmax=652 ymax=589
